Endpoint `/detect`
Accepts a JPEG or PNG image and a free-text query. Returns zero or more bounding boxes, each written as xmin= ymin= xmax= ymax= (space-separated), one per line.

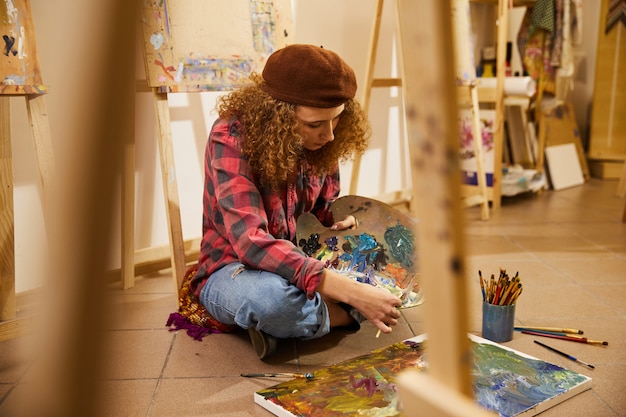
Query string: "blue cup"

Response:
xmin=482 ymin=302 xmax=515 ymax=343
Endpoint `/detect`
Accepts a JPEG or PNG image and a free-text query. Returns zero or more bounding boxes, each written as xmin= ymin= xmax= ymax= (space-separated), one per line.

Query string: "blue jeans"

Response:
xmin=199 ymin=262 xmax=330 ymax=340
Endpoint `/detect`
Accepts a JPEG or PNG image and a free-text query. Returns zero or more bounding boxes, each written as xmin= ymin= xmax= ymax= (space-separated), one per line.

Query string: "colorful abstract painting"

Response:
xmin=139 ymin=0 xmax=293 ymax=92
xmin=255 ymin=335 xmax=592 ymax=417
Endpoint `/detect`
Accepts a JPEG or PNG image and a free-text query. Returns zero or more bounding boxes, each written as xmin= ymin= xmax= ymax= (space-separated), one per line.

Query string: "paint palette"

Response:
xmin=296 ymin=196 xmax=422 ymax=308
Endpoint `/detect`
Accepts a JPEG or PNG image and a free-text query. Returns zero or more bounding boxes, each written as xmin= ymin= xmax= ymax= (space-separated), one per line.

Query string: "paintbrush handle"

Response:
xmin=534 ymin=340 xmax=594 ymax=369
xmin=516 ymin=326 xmax=583 ymax=334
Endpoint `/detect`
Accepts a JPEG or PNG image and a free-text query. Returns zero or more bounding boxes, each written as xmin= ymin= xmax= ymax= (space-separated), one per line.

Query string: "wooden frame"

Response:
xmin=122 ymin=1 xmax=294 ymax=289
xmin=1 ymin=0 xmax=55 ymax=341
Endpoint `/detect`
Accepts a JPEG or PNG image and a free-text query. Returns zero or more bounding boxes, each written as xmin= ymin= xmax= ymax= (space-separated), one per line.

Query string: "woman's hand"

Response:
xmin=318 ymin=269 xmax=402 ymax=334
xmin=349 ymin=283 xmax=402 ymax=334
xmin=330 ymin=214 xmax=358 ymax=231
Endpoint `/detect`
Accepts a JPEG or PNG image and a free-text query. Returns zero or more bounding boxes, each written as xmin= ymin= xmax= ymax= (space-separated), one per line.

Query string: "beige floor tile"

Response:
xmin=586 ymin=363 xmax=626 ymax=416
xmin=149 ymin=377 xmax=275 ymax=416
xmin=164 ymin=330 xmax=299 ymax=378
xmin=101 ymin=330 xmax=174 ymax=380
xmin=0 ymin=335 xmax=36 ymax=384
xmin=96 ymin=379 xmax=158 ymax=417
xmin=464 ymin=236 xmax=533 ymax=259
xmin=582 ymin=283 xmax=626 ymax=314
xmin=546 ymin=255 xmax=626 ymax=285
xmin=0 ymin=383 xmax=39 ymax=417
xmin=516 ymin=283 xmax=620 ymax=321
xmin=513 ymin=236 xmax=608 ymax=259
xmin=105 ymin=292 xmax=178 ymax=330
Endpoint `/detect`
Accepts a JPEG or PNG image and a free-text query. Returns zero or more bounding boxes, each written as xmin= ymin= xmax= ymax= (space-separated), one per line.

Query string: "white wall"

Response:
xmin=10 ymin=0 xmax=601 ymax=292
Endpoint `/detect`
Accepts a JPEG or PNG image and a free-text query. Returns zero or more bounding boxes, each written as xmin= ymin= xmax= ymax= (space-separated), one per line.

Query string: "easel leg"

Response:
xmin=25 ymin=94 xmax=56 ymax=213
xmin=470 ymin=86 xmax=490 ymax=220
xmin=618 ymin=157 xmax=626 ymax=198
xmin=0 ymin=97 xmax=16 ymax=321
xmin=121 ymin=116 xmax=136 ymax=289
xmin=153 ymin=90 xmax=186 ymax=290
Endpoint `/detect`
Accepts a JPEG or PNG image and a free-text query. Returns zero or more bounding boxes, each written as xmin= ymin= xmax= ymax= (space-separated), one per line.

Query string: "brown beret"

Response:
xmin=262 ymin=44 xmax=357 ymax=108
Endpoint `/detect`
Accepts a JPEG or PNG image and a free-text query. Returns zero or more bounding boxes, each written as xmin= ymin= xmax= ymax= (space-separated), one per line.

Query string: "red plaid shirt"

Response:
xmin=192 ymin=118 xmax=340 ymax=299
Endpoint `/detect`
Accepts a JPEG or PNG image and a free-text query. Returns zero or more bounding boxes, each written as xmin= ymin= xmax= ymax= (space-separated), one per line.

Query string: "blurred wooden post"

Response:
xmin=29 ymin=0 xmax=137 ymax=415
xmin=395 ymin=0 xmax=493 ymax=415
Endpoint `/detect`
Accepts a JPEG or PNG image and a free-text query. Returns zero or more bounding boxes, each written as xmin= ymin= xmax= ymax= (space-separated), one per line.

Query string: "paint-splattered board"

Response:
xmin=139 ymin=0 xmax=293 ymax=92
xmin=297 ymin=196 xmax=419 ymax=266
xmin=254 ymin=334 xmax=592 ymax=417
xmin=1 ymin=0 xmax=47 ymax=94
xmin=296 ymin=195 xmax=421 ymax=307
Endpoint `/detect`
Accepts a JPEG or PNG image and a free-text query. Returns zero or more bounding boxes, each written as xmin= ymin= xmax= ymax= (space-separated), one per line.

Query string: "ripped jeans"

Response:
xmin=199 ymin=262 xmax=330 ymax=340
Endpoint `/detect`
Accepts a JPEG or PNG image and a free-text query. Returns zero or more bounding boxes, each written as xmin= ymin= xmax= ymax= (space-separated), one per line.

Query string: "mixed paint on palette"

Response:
xmin=298 ymin=229 xmax=422 ymax=308
xmin=296 ymin=196 xmax=423 ymax=309
xmin=255 ymin=335 xmax=592 ymax=417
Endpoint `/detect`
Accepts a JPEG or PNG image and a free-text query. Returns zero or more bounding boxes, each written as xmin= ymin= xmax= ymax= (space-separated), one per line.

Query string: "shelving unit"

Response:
xmin=469 ymin=0 xmax=539 ymax=208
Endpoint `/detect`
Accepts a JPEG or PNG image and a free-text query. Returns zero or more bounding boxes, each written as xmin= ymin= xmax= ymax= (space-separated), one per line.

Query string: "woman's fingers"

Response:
xmin=330 ymin=215 xmax=358 ymax=231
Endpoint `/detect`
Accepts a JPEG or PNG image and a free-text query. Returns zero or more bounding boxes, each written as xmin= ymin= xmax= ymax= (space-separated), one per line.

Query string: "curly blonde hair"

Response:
xmin=216 ymin=73 xmax=371 ymax=190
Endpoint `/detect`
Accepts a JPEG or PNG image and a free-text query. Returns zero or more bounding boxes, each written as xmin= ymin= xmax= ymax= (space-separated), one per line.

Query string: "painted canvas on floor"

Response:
xmin=255 ymin=334 xmax=592 ymax=417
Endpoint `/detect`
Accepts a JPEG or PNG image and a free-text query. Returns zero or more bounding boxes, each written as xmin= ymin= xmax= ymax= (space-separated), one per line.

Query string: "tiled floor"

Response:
xmin=1 ymin=178 xmax=625 ymax=416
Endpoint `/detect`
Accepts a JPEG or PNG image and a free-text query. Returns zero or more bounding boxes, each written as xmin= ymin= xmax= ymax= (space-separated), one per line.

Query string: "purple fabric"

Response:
xmin=166 ymin=312 xmax=222 ymax=341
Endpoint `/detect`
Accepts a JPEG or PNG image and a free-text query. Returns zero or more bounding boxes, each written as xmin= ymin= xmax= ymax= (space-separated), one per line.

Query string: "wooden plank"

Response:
xmin=588 ymin=159 xmax=625 ymax=180
xmin=374 ymin=187 xmax=413 ymax=211
xmin=0 ymin=85 xmax=48 ymax=95
xmin=153 ymin=90 xmax=187 ymax=290
xmin=121 ymin=114 xmax=136 ymax=289
xmin=25 ymin=94 xmax=56 ymax=217
xmin=371 ymin=77 xmax=402 ymax=87
xmin=133 ymin=238 xmax=200 ymax=276
xmin=0 ymin=97 xmax=16 ymax=322
xmin=397 ymin=0 xmax=473 ymax=397
xmin=106 ymin=241 xmax=200 ymax=283
xmin=618 ymin=159 xmax=626 ymax=197
xmin=0 ymin=315 xmax=34 ymax=342
xmin=589 ymin=0 xmax=626 ymax=158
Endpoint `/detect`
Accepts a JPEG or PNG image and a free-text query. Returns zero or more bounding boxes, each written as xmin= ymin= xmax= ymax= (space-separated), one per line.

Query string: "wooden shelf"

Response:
xmin=470 ymin=0 xmax=535 ymax=6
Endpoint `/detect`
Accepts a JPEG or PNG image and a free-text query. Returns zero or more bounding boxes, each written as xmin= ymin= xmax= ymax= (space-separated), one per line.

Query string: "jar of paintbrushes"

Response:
xmin=480 ymin=269 xmax=522 ymax=343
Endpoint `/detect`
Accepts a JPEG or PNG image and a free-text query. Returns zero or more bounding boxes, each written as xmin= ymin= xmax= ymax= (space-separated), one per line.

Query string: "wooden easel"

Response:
xmin=395 ymin=1 xmax=493 ymax=414
xmin=350 ymin=0 xmax=490 ymax=220
xmin=0 ymin=0 xmax=55 ymax=341
xmin=123 ymin=1 xmax=293 ymax=290
xmin=453 ymin=0 xmax=491 ymax=220
xmin=349 ymin=0 xmax=411 ymax=210
xmin=456 ymin=84 xmax=491 ymax=220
